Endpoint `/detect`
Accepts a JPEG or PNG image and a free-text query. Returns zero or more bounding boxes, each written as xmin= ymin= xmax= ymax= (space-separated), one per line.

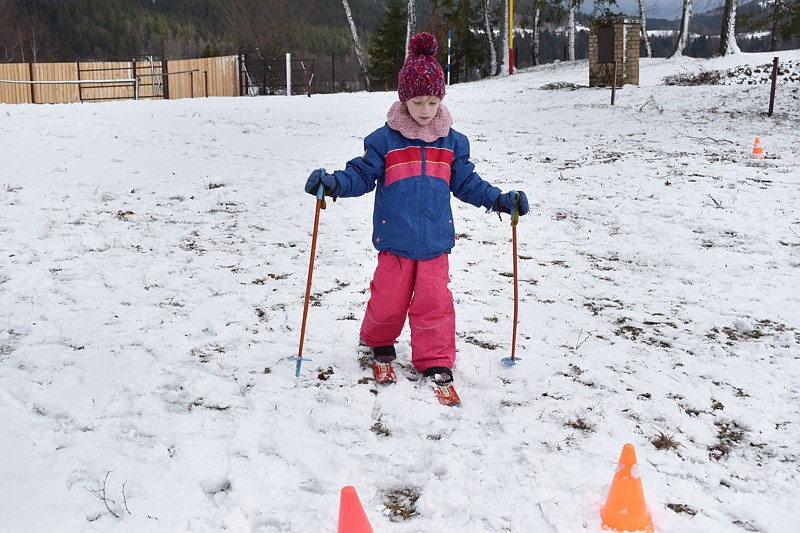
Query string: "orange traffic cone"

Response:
xmin=601 ymin=443 xmax=653 ymax=532
xmin=751 ymin=137 xmax=765 ymax=160
xmin=338 ymin=486 xmax=374 ymax=533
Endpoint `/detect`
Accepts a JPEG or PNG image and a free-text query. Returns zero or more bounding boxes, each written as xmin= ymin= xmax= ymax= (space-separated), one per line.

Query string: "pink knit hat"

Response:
xmin=397 ymin=32 xmax=446 ymax=103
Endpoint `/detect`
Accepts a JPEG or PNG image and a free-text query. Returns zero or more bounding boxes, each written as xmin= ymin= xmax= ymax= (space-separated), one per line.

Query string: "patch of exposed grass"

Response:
xmin=371 ymin=418 xmax=391 ymax=437
xmin=463 ymin=334 xmax=499 ymax=350
xmin=381 ymin=487 xmax=420 ymax=522
xmin=708 ymin=420 xmax=746 ymax=461
xmin=667 ymin=503 xmax=697 ymax=516
xmin=615 ymin=323 xmax=644 ymax=340
xmin=566 ymin=416 xmax=595 ymax=432
xmin=652 ymin=430 xmax=681 ymax=451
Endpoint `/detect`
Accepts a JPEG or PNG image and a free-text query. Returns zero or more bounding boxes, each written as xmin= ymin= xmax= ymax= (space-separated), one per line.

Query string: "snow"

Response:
xmin=1 ymin=50 xmax=799 ymax=532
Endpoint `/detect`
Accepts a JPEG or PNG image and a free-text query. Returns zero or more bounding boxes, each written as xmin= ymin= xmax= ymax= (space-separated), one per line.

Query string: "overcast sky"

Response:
xmin=610 ymin=0 xmax=724 ymax=20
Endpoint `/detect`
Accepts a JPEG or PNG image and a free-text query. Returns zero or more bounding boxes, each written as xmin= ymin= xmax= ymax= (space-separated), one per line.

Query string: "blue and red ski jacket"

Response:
xmin=332 ymin=124 xmax=501 ymax=261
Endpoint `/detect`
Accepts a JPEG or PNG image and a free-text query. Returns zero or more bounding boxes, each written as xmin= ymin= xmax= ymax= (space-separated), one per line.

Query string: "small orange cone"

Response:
xmin=751 ymin=137 xmax=765 ymax=160
xmin=601 ymin=443 xmax=653 ymax=532
xmin=338 ymin=486 xmax=374 ymax=533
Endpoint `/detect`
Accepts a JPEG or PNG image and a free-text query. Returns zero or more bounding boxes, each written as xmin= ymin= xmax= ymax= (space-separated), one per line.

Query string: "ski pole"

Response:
xmin=291 ymin=173 xmax=327 ymax=376
xmin=502 ymin=191 xmax=521 ymax=366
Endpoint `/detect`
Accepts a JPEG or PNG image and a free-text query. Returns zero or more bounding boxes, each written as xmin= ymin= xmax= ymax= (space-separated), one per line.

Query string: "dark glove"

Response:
xmin=493 ymin=191 xmax=529 ymax=216
xmin=304 ymin=168 xmax=339 ymax=198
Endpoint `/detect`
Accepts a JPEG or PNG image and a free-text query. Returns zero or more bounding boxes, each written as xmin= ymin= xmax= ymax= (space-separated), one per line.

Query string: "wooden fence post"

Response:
xmin=768 ymin=56 xmax=778 ymax=117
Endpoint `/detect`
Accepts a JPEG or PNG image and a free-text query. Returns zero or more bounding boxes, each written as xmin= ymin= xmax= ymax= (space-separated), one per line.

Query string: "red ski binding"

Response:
xmin=372 ymin=360 xmax=396 ymax=384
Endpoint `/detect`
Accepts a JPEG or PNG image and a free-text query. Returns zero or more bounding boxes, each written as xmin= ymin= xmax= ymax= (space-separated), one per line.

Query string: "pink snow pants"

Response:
xmin=360 ymin=251 xmax=456 ymax=372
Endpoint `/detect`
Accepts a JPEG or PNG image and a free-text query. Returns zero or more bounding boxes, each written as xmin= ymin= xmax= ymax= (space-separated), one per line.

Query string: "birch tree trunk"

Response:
xmin=568 ymin=3 xmax=576 ymax=61
xmin=405 ymin=0 xmax=416 ymax=59
xmin=483 ymin=0 xmax=498 ymax=75
xmin=342 ymin=0 xmax=371 ymax=91
xmin=770 ymin=0 xmax=781 ymax=52
xmin=532 ymin=7 xmax=541 ymax=66
xmin=671 ymin=0 xmax=692 ymax=57
xmin=637 ymin=0 xmax=653 ymax=58
xmin=501 ymin=0 xmax=509 ymax=75
xmin=718 ymin=0 xmax=740 ymax=55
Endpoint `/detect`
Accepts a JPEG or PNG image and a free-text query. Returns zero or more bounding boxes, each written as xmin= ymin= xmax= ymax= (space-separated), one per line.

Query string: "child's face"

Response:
xmin=405 ymin=96 xmax=441 ymax=126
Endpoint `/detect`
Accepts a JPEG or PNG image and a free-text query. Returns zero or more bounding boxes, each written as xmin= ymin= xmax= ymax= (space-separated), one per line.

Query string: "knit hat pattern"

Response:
xmin=397 ymin=32 xmax=446 ymax=103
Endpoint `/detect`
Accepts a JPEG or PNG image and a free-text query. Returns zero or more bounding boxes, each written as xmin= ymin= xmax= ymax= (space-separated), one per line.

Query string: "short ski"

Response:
xmin=372 ymin=360 xmax=396 ymax=384
xmin=430 ymin=380 xmax=461 ymax=406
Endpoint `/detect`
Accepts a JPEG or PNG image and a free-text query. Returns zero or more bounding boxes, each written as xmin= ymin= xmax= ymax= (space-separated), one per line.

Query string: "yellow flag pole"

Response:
xmin=509 ymin=0 xmax=514 ymax=74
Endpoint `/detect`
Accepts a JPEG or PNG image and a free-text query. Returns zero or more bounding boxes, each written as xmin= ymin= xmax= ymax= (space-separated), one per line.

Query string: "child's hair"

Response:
xmin=397 ymin=32 xmax=446 ymax=103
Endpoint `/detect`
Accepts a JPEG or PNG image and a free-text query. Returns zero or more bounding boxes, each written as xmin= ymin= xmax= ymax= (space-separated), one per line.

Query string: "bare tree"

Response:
xmin=216 ymin=0 xmax=310 ymax=59
xmin=14 ymin=8 xmax=52 ymax=63
xmin=342 ymin=0 xmax=371 ymax=91
xmin=405 ymin=0 xmax=416 ymax=59
xmin=482 ymin=0 xmax=498 ymax=74
xmin=769 ymin=0 xmax=782 ymax=51
xmin=718 ymin=0 xmax=741 ymax=55
xmin=0 ymin=0 xmax=18 ymax=62
xmin=0 ymin=2 xmax=52 ymax=63
xmin=637 ymin=0 xmax=653 ymax=58
xmin=672 ymin=0 xmax=693 ymax=57
xmin=567 ymin=0 xmax=580 ymax=61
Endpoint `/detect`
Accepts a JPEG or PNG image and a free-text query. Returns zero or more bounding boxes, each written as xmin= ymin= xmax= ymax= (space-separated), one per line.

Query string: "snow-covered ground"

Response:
xmin=1 ymin=50 xmax=799 ymax=533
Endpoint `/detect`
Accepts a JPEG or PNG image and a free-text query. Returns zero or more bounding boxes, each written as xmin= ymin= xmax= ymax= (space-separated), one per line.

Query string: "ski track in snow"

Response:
xmin=1 ymin=51 xmax=799 ymax=532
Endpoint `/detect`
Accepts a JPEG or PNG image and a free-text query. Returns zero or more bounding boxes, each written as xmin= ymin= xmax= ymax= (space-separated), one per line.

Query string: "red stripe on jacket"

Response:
xmin=426 ymin=147 xmax=454 ymax=184
xmin=385 ymin=147 xmax=422 ymax=186
xmin=385 ymin=146 xmax=454 ymax=187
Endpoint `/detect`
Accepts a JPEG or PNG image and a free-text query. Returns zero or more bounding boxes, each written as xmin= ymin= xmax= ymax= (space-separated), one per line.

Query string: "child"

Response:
xmin=305 ymin=32 xmax=529 ymax=386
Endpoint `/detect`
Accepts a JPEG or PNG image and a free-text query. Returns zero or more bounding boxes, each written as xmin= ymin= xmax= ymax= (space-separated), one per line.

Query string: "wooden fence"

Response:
xmin=166 ymin=56 xmax=238 ymax=99
xmin=0 ymin=55 xmax=237 ymax=104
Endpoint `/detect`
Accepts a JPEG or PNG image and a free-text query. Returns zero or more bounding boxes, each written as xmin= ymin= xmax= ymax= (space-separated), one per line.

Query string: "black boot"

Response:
xmin=422 ymin=366 xmax=453 ymax=384
xmin=372 ymin=345 xmax=396 ymax=363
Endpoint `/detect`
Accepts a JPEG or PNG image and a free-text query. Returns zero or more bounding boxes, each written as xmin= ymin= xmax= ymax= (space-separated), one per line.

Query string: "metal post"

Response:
xmin=204 ymin=71 xmax=209 ymax=97
xmin=447 ymin=30 xmax=452 ymax=85
xmin=238 ymin=54 xmax=243 ymax=96
xmin=161 ymin=39 xmax=170 ymax=99
xmin=286 ymin=52 xmax=292 ymax=96
xmin=77 ymin=61 xmax=85 ymax=103
xmin=28 ymin=62 xmax=35 ymax=104
xmin=190 ymin=71 xmax=194 ymax=98
xmin=611 ymin=61 xmax=618 ymax=105
xmin=768 ymin=56 xmax=778 ymax=117
xmin=262 ymin=58 xmax=267 ymax=95
xmin=331 ymin=53 xmax=336 ymax=93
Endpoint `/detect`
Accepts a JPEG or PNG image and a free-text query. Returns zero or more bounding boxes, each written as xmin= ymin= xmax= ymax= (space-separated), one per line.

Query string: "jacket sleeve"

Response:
xmin=331 ymin=128 xmax=387 ymax=198
xmin=449 ymin=131 xmax=502 ymax=210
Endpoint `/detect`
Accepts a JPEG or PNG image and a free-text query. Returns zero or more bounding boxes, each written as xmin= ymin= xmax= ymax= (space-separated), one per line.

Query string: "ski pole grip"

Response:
xmin=509 ymin=190 xmax=520 ymax=226
xmin=316 ymin=168 xmax=326 ymax=201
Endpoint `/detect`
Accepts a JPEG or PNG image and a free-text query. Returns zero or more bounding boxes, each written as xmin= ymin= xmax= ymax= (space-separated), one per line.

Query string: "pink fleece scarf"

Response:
xmin=386 ymin=100 xmax=453 ymax=142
